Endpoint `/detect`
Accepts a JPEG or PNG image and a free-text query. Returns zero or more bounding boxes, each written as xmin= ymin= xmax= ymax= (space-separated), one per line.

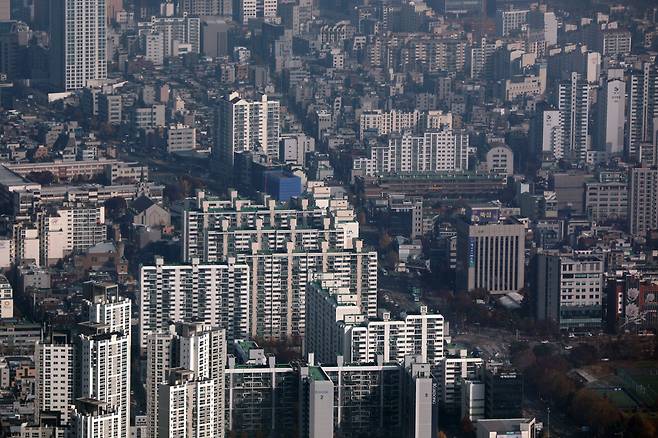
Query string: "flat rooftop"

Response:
xmin=0 ymin=165 xmax=32 ymax=187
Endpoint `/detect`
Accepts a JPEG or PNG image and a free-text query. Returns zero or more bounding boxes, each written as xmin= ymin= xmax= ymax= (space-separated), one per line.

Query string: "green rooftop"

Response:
xmin=237 ymin=340 xmax=257 ymax=352
xmin=309 ymin=366 xmax=328 ymax=381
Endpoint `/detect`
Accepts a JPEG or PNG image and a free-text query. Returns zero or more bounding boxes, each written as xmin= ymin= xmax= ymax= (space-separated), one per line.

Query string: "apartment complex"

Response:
xmin=306 ymin=279 xmax=445 ymax=367
xmin=146 ymin=322 xmax=226 ymax=438
xmin=138 ymin=257 xmax=250 ymax=349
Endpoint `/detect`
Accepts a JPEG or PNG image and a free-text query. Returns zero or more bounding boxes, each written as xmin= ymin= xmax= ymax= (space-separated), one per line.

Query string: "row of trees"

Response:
xmin=511 ymin=342 xmax=658 ymax=437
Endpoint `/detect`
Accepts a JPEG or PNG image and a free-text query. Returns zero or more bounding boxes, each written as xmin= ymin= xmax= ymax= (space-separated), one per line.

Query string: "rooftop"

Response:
xmin=308 ymin=366 xmax=328 ymax=381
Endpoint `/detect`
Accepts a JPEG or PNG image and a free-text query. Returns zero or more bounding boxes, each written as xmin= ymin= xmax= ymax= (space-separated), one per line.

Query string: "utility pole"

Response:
xmin=546 ymin=407 xmax=550 ymax=438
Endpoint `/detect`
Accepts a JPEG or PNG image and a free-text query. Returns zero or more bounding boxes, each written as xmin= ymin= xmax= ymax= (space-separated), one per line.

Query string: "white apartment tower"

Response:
xmin=147 ymin=323 xmax=226 ymax=438
xmin=214 ymin=92 xmax=280 ymax=165
xmin=79 ymin=298 xmax=131 ymax=438
xmin=50 ymin=0 xmax=107 ymax=90
xmin=539 ymin=109 xmax=563 ymax=159
xmin=596 ymin=69 xmax=626 ymax=156
xmin=35 ymin=337 xmax=74 ymax=425
xmin=558 ymin=72 xmax=590 ymax=162
xmin=146 ymin=330 xmax=174 ymax=438
xmin=343 ymin=308 xmax=445 ymax=366
xmin=626 ymin=62 xmax=658 ymax=160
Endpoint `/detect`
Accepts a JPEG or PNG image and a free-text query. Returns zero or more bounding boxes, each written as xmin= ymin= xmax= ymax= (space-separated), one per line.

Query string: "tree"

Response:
xmin=104 ymin=197 xmax=127 ymax=221
xmin=461 ymin=416 xmax=475 ymax=435
xmin=436 ymin=432 xmax=447 ymax=438
xmin=625 ymin=413 xmax=657 ymax=438
xmin=164 ymin=183 xmax=184 ymax=202
xmin=378 ymin=231 xmax=393 ymax=250
xmin=26 ymin=171 xmax=56 ymax=185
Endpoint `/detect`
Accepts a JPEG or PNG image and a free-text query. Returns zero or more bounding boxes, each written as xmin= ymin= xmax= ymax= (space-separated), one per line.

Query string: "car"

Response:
xmin=541 ymin=340 xmax=550 ymax=344
xmin=564 ymin=345 xmax=573 ymax=350
xmin=568 ymin=333 xmax=576 ymax=338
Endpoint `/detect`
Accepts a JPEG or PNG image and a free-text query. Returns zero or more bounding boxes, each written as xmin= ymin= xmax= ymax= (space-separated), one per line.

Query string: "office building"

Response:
xmin=201 ymin=17 xmax=232 ymax=58
xmin=595 ymin=70 xmax=625 ymax=156
xmin=456 ymin=211 xmax=526 ymax=295
xmin=627 ymin=63 xmax=658 ymax=160
xmin=355 ymin=130 xmax=469 ymax=176
xmin=535 ymin=253 xmax=604 ymax=330
xmin=132 ymin=105 xmax=166 ymax=131
xmin=485 ymin=145 xmax=514 ymax=176
xmin=49 ymin=0 xmax=107 ymax=90
xmin=279 ymin=133 xmax=315 ymax=165
xmin=484 ymin=366 xmax=523 ymax=419
xmin=98 ymin=94 xmax=122 ymax=125
xmin=585 ymin=172 xmax=627 ymax=222
xmin=214 ymin=92 xmax=280 ymax=166
xmin=629 ymin=166 xmax=658 ymax=237
xmin=0 ymin=274 xmax=12 ymax=318
xmin=139 ymin=257 xmax=250 ymax=349
xmin=35 ymin=335 xmax=74 ymax=425
xmin=166 ymin=124 xmax=196 ymax=153
xmin=558 ymin=72 xmax=590 ymax=162
xmin=476 ymin=418 xmax=538 ymax=438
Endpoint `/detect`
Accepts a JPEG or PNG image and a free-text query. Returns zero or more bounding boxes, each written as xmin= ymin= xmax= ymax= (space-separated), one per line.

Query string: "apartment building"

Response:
xmin=138 ymin=257 xmax=250 ymax=349
xmin=437 ymin=347 xmax=483 ymax=412
xmin=355 ymin=130 xmax=469 ymax=176
xmin=147 ymin=323 xmax=226 ymax=438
